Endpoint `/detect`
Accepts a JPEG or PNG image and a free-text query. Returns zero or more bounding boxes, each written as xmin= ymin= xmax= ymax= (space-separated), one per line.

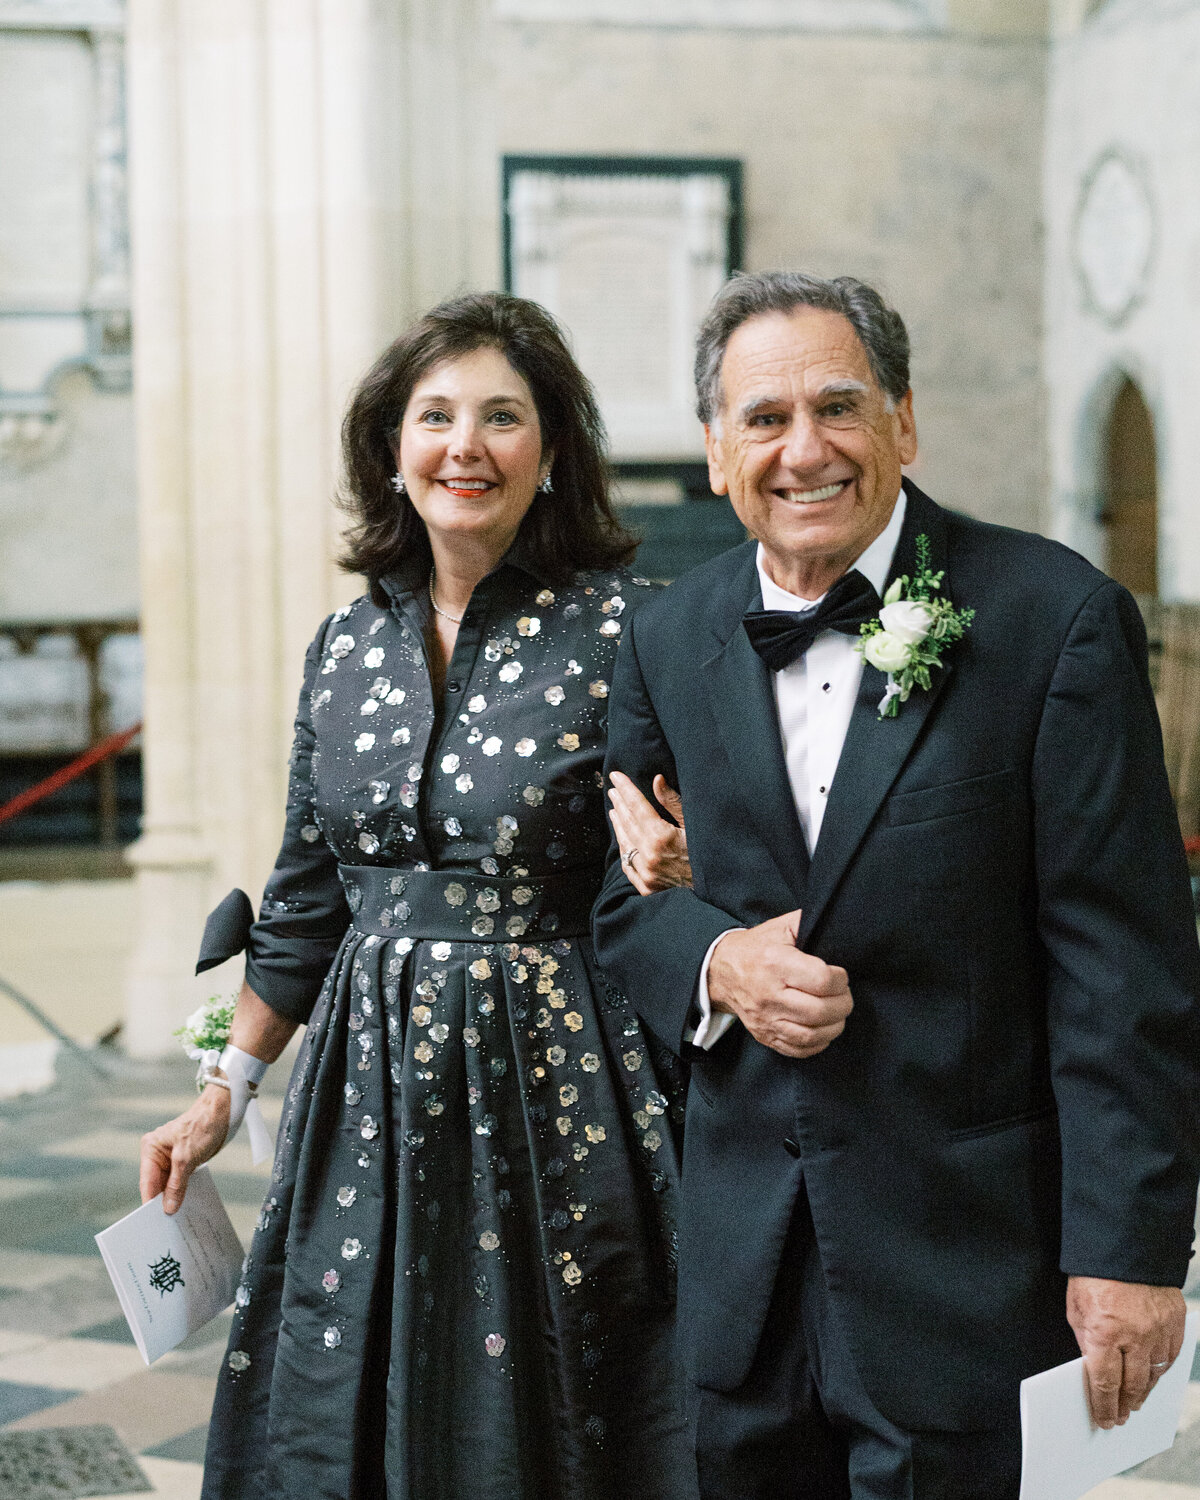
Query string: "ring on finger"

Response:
xmin=1151 ymin=1360 xmax=1172 ymax=1369
xmin=622 ymin=847 xmax=639 ymax=869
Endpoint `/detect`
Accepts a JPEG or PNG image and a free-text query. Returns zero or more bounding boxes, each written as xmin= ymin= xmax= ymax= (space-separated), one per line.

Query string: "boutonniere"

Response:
xmin=857 ymin=535 xmax=974 ymax=719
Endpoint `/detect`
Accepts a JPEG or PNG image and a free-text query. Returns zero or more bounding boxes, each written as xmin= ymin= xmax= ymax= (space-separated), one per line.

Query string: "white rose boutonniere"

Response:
xmin=858 ymin=534 xmax=974 ymax=718
xmin=862 ymin=631 xmax=911 ymax=674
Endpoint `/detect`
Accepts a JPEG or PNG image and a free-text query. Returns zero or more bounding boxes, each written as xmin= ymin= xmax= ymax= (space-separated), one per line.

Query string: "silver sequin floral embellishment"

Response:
xmin=360 ymin=1116 xmax=379 ymax=1140
xmin=324 ymin=1326 xmax=342 ymax=1349
xmin=544 ymin=685 xmax=565 ymax=705
xmin=364 ymin=646 xmax=385 ymax=667
xmin=337 ymin=1186 xmax=357 ymax=1208
xmin=536 ymin=589 xmax=555 ymax=607
xmin=498 ymin=662 xmax=522 ymax=683
xmin=441 ymin=753 xmax=460 ymax=773
xmin=355 ymin=733 xmax=375 ymax=752
xmin=341 ymin=1238 xmax=362 ymax=1261
xmin=517 ymin=617 xmax=540 ymax=637
xmin=228 ymin=1350 xmax=251 ymax=1373
xmin=330 ymin=634 xmax=355 ymax=658
xmin=322 ymin=1269 xmax=340 ymax=1293
xmin=515 ymin=738 xmax=536 ymax=757
xmin=444 ymin=883 xmax=467 ymax=907
xmin=485 ymin=1334 xmax=506 ymax=1357
xmin=599 ymin=620 xmax=621 ymax=637
xmin=467 ymin=693 xmax=487 ymax=712
xmin=479 ymin=1231 xmax=500 ymax=1251
xmin=589 ymin=680 xmax=608 ymax=699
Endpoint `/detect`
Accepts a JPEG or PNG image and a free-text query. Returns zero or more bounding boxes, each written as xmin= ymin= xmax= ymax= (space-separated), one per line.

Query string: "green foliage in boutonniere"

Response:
xmin=858 ymin=534 xmax=975 ymax=718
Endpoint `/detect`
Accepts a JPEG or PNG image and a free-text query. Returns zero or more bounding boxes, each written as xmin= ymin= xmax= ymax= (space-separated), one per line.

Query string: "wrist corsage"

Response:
xmin=174 ymin=998 xmax=274 ymax=1164
xmin=858 ymin=534 xmax=974 ymax=718
xmin=175 ymin=997 xmax=237 ymax=1093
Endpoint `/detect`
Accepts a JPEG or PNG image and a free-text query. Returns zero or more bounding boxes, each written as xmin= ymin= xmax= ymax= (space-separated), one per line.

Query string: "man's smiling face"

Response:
xmin=705 ymin=306 xmax=917 ymax=598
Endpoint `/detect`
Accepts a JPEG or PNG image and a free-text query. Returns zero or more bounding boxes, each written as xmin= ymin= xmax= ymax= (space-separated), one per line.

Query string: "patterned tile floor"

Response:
xmin=0 ymin=1052 xmax=1197 ymax=1497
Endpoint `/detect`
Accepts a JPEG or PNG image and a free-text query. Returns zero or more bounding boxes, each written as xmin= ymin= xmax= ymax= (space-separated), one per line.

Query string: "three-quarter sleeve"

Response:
xmin=243 ymin=621 xmax=351 ymax=1024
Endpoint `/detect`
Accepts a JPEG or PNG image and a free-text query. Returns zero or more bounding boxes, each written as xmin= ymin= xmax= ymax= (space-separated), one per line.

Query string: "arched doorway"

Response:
xmin=1100 ymin=375 xmax=1158 ymax=598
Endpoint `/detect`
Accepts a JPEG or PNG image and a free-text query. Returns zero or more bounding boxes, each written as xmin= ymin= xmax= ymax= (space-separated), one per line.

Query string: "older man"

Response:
xmin=594 ymin=271 xmax=1200 ymax=1498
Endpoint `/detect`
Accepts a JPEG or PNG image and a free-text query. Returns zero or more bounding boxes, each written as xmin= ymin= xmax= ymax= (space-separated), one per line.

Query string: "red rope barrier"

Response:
xmin=0 ymin=721 xmax=142 ymax=826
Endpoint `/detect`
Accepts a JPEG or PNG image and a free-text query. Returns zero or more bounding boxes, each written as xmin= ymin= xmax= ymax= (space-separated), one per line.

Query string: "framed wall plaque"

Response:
xmin=503 ymin=155 xmax=742 ymax=463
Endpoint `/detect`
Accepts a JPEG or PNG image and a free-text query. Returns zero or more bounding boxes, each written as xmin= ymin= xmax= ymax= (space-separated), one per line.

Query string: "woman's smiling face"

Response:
xmin=393 ymin=345 xmax=551 ymax=560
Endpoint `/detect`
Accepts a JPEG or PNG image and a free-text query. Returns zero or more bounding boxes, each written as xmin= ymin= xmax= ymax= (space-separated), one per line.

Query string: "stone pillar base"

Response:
xmin=123 ymin=829 xmax=212 ymax=1058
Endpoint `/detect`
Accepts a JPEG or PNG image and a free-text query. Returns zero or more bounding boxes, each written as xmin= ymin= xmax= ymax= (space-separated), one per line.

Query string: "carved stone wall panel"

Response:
xmin=0 ymin=10 xmax=129 ymax=467
xmin=1073 ymin=147 xmax=1155 ymax=327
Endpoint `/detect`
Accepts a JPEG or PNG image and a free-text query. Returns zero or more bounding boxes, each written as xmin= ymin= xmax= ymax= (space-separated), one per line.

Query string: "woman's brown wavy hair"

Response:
xmin=338 ymin=292 xmax=637 ymax=589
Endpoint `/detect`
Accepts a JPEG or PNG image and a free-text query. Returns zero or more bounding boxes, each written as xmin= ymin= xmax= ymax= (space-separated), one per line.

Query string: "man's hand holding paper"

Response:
xmin=1067 ymin=1275 xmax=1188 ymax=1428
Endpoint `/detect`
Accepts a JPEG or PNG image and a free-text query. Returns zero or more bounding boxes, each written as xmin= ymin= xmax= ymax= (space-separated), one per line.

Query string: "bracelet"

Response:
xmin=200 ymin=1072 xmax=232 ymax=1094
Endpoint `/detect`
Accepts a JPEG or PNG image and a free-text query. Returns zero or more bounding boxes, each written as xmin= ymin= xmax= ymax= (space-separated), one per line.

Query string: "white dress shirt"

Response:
xmin=691 ymin=491 xmax=907 ymax=1050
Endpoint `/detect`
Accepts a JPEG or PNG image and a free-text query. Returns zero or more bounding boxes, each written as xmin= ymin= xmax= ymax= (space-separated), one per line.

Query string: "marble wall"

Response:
xmin=494 ymin=5 xmax=1051 ymax=531
xmin=1045 ymin=0 xmax=1200 ymax=602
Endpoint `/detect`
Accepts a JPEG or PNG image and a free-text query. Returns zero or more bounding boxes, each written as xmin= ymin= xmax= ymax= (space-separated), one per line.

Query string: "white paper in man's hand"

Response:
xmin=1019 ymin=1311 xmax=1199 ymax=1500
xmin=94 ymin=1165 xmax=244 ymax=1365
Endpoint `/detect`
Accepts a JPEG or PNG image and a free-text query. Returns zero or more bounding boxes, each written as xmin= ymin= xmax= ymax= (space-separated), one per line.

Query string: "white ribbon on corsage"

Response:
xmin=188 ymin=1043 xmax=274 ymax=1164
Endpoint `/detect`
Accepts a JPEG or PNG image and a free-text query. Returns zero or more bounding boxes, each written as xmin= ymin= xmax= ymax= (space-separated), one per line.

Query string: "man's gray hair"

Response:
xmin=694 ymin=270 xmax=911 ymax=425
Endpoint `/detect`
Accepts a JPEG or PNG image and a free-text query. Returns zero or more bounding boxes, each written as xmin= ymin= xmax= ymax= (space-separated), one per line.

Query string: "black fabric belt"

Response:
xmin=339 ymin=864 xmax=597 ymax=942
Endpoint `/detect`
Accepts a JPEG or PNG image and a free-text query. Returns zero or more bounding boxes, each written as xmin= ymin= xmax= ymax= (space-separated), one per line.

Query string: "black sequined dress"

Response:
xmin=199 ymin=548 xmax=694 ymax=1500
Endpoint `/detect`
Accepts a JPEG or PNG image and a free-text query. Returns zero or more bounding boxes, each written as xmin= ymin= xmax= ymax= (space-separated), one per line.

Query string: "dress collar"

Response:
xmin=377 ymin=529 xmax=554 ymax=606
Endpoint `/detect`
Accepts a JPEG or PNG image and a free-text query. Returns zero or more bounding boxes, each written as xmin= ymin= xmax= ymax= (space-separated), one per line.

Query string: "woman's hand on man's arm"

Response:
xmin=607 ymin=770 xmax=693 ymax=896
xmin=139 ymin=983 xmax=297 ymax=1214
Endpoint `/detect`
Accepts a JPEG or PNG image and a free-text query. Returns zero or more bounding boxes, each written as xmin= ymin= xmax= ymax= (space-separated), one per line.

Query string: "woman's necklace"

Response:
xmin=429 ymin=569 xmax=464 ymax=625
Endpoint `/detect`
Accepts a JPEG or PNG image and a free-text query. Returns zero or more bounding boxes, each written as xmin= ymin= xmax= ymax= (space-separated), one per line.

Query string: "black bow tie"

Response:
xmin=743 ymin=569 xmax=882 ymax=672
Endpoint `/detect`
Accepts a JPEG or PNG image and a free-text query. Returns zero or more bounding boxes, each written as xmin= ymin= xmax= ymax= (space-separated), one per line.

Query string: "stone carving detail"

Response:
xmin=0 ymin=12 xmax=129 ymax=470
xmin=492 ymin=0 xmax=942 ymax=29
xmin=1073 ymin=148 xmax=1155 ymax=328
xmin=509 ymin=168 xmax=733 ymax=460
xmin=85 ymin=26 xmax=131 ymax=390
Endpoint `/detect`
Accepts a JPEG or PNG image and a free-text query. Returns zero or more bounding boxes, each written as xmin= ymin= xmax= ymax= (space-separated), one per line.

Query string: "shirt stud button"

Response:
xmin=822 ymin=682 xmax=831 ymax=692
xmin=783 ymin=1137 xmax=803 ymax=1159
xmin=819 ymin=786 xmax=827 ymax=795
xmin=446 ymin=681 xmax=462 ymax=693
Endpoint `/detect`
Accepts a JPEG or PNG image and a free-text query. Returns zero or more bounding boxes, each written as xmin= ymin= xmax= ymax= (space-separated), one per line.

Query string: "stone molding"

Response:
xmin=492 ymin=0 xmax=944 ymax=30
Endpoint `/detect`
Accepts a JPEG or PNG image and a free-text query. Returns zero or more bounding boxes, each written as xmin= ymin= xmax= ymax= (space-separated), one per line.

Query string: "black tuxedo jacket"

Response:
xmin=593 ymin=482 xmax=1200 ymax=1432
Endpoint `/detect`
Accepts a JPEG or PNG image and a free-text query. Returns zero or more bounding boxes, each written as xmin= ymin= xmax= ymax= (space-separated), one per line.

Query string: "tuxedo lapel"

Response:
xmin=702 ymin=547 xmax=810 ymax=906
xmin=798 ymin=483 xmax=952 ymax=948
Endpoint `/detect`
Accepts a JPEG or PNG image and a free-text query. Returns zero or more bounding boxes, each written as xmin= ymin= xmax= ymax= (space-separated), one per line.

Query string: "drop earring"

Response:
xmin=538 ymin=475 xmax=553 ymax=495
xmin=390 ymin=473 xmax=407 ymax=495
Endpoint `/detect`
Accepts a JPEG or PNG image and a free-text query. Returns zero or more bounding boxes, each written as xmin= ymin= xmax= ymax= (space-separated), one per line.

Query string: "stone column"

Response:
xmin=123 ymin=0 xmax=496 ymax=1054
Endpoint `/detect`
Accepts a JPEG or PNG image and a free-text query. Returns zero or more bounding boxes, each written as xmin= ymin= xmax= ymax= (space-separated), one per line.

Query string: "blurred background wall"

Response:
xmin=0 ymin=0 xmax=1194 ymax=1066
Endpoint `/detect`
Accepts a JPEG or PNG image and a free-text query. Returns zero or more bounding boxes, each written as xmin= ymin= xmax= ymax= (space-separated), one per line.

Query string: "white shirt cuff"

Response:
xmin=688 ymin=929 xmax=742 ymax=1050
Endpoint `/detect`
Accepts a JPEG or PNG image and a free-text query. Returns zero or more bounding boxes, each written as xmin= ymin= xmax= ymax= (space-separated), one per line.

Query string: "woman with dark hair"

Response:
xmin=140 ymin=292 xmax=698 ymax=1500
